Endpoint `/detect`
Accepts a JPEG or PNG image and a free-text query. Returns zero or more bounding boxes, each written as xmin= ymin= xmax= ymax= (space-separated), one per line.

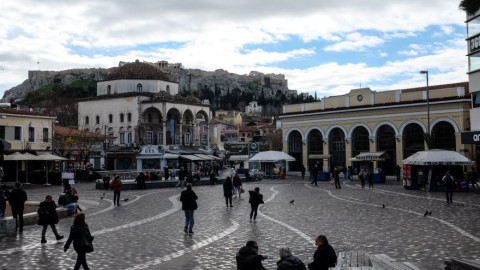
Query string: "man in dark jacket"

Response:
xmin=277 ymin=247 xmax=306 ymax=270
xmin=236 ymin=240 xmax=267 ymax=270
xmin=308 ymin=235 xmax=337 ymax=270
xmin=180 ymin=183 xmax=198 ymax=234
xmin=8 ymin=183 xmax=28 ymax=232
xmin=311 ymin=165 xmax=319 ymax=186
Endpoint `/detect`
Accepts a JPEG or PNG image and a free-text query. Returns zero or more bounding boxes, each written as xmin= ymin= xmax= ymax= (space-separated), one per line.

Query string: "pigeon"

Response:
xmin=100 ymin=196 xmax=103 ymax=200
xmin=289 ymin=200 xmax=294 ymax=204
xmin=424 ymin=210 xmax=432 ymax=217
xmin=122 ymin=198 xmax=129 ymax=202
xmin=382 ymin=204 xmax=385 ymax=208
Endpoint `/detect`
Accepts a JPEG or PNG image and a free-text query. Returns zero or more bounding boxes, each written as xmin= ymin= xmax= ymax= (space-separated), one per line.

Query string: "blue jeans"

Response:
xmin=64 ymin=203 xmax=77 ymax=215
xmin=0 ymin=209 xmax=4 ymax=219
xmin=184 ymin=210 xmax=194 ymax=232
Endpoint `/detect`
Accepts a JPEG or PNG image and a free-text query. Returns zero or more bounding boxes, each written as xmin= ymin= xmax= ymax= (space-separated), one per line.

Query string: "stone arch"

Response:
xmin=399 ymin=119 xmax=427 ymax=135
xmin=287 ymin=129 xmax=303 ymax=171
xmin=284 ymin=127 xmax=305 ymax=142
xmin=430 ymin=118 xmax=460 ymax=134
xmin=372 ymin=121 xmax=399 ymax=137
xmin=347 ymin=123 xmax=372 ymax=138
xmin=431 ymin=120 xmax=456 ymax=151
xmin=305 ymin=126 xmax=325 ymax=138
xmin=325 ymin=125 xmax=348 ymax=140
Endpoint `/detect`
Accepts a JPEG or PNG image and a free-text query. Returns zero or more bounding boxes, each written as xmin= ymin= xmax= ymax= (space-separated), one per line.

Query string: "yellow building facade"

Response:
xmin=279 ymin=82 xmax=472 ymax=175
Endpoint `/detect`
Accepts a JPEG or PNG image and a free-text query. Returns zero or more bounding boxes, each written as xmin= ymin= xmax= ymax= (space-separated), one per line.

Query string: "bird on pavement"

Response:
xmin=424 ymin=210 xmax=432 ymax=216
xmin=122 ymin=198 xmax=129 ymax=202
xmin=289 ymin=200 xmax=294 ymax=204
xmin=382 ymin=204 xmax=385 ymax=208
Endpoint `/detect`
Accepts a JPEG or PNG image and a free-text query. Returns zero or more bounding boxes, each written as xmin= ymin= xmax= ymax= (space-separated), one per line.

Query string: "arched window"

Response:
xmin=288 ymin=130 xmax=303 ymax=171
xmin=166 ymin=85 xmax=170 ymax=94
xmin=376 ymin=125 xmax=396 ymax=175
xmin=351 ymin=126 xmax=369 ymax=157
xmin=432 ymin=121 xmax=456 ymax=151
xmin=85 ymin=116 xmax=89 ymax=125
xmin=109 ymin=114 xmax=113 ymax=123
xmin=107 ymin=85 xmax=111 ymax=95
xmin=148 ymin=113 xmax=152 ymax=123
xmin=403 ymin=123 xmax=424 ymax=159
xmin=127 ymin=113 xmax=132 ymax=122
xmin=120 ymin=113 xmax=124 ymax=123
xmin=137 ymin=83 xmax=143 ymax=92
xmin=96 ymin=115 xmax=100 ymax=124
xmin=329 ymin=128 xmax=346 ymax=169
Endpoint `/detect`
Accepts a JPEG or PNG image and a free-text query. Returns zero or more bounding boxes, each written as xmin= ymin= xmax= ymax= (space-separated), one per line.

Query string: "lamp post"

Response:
xmin=420 ymin=70 xmax=429 ymax=133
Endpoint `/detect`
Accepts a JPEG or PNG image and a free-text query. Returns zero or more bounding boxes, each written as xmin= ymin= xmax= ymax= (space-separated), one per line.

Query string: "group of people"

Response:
xmin=236 ymin=235 xmax=337 ymax=270
xmin=0 ymin=183 xmax=27 ymax=232
xmin=358 ymin=169 xmax=374 ymax=189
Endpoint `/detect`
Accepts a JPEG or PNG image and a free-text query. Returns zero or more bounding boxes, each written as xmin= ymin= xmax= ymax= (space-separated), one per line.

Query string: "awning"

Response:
xmin=35 ymin=153 xmax=68 ymax=161
xmin=350 ymin=152 xmax=389 ymax=161
xmin=164 ymin=153 xmax=179 ymax=159
xmin=207 ymin=155 xmax=222 ymax=160
xmin=309 ymin=154 xmax=331 ymax=159
xmin=136 ymin=155 xmax=162 ymax=160
xmin=403 ymin=149 xmax=474 ymax=165
xmin=180 ymin=155 xmax=205 ymax=161
xmin=229 ymin=155 xmax=249 ymax=161
xmin=195 ymin=154 xmax=214 ymax=160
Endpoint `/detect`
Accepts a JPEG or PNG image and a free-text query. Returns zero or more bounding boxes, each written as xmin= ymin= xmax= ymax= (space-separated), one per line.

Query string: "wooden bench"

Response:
xmin=369 ymin=254 xmax=427 ymax=270
xmin=333 ymin=250 xmax=373 ymax=269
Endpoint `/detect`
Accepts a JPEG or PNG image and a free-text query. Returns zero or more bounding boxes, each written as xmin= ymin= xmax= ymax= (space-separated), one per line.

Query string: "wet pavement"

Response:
xmin=1 ymin=175 xmax=479 ymax=270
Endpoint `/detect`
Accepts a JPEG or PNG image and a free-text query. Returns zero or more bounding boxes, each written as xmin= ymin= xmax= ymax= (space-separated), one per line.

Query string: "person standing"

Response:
xmin=236 ymin=240 xmax=268 ymax=270
xmin=233 ymin=173 xmax=243 ymax=198
xmin=248 ymin=187 xmax=264 ymax=223
xmin=308 ymin=235 xmax=337 ymax=270
xmin=135 ymin=172 xmax=146 ymax=190
xmin=368 ymin=169 xmax=374 ymax=189
xmin=301 ymin=165 xmax=306 ymax=180
xmin=64 ymin=213 xmax=94 ymax=270
xmin=223 ymin=176 xmax=234 ymax=207
xmin=311 ymin=165 xmax=318 ymax=186
xmin=0 ymin=187 xmax=6 ymax=219
xmin=8 ymin=183 xmax=27 ymax=232
xmin=359 ymin=169 xmax=366 ymax=189
xmin=180 ymin=183 xmax=198 ymax=234
xmin=277 ymin=247 xmax=306 ymax=270
xmin=38 ymin=195 xmax=64 ymax=243
xmin=177 ymin=167 xmax=186 ymax=189
xmin=470 ymin=168 xmax=478 ymax=190
xmin=164 ymin=166 xmax=170 ymax=181
xmin=443 ymin=171 xmax=454 ymax=204
xmin=395 ymin=164 xmax=401 ymax=181
xmin=111 ymin=176 xmax=122 ymax=206
xmin=333 ymin=168 xmax=341 ymax=189
xmin=347 ymin=166 xmax=352 ymax=180
xmin=102 ymin=174 xmax=110 ymax=190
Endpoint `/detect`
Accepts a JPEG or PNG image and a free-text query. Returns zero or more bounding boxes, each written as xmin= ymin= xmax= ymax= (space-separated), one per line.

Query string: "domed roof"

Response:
xmin=107 ymin=60 xmax=170 ymax=81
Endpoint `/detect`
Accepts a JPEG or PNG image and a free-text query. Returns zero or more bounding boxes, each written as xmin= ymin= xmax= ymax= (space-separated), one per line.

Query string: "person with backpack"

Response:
xmin=233 ymin=173 xmax=243 ymax=198
xmin=443 ymin=171 xmax=454 ymax=204
xmin=111 ymin=176 xmax=122 ymax=206
xmin=38 ymin=195 xmax=64 ymax=243
xmin=248 ymin=187 xmax=264 ymax=223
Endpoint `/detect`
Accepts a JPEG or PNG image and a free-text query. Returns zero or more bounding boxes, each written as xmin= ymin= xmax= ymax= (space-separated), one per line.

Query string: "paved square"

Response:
xmin=1 ymin=175 xmax=479 ymax=270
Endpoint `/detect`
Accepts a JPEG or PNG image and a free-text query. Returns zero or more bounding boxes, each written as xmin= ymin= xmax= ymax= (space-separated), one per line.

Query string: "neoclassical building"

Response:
xmin=279 ymin=82 xmax=472 ymax=175
xmin=77 ymin=60 xmax=212 ymax=170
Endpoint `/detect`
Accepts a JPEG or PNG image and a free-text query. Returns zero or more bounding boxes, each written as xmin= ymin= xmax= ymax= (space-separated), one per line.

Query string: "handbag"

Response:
xmin=82 ymin=232 xmax=94 ymax=253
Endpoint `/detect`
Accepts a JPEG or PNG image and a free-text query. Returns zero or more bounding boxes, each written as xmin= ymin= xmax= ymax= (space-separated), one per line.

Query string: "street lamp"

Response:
xmin=420 ymin=70 xmax=429 ymax=133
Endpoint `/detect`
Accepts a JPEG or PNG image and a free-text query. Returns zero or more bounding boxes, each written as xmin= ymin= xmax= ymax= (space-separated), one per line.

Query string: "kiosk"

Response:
xmin=349 ymin=152 xmax=390 ymax=183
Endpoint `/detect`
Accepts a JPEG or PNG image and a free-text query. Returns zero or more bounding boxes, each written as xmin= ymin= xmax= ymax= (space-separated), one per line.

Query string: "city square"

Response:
xmin=1 ymin=175 xmax=480 ymax=270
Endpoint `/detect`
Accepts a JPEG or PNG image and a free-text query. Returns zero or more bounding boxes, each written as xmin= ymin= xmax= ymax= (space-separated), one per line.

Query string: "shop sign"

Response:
xmin=461 ymin=131 xmax=480 ymax=144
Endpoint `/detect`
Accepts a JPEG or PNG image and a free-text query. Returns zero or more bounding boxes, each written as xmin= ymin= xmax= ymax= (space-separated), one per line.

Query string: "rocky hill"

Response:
xmin=2 ymin=61 xmax=297 ymax=103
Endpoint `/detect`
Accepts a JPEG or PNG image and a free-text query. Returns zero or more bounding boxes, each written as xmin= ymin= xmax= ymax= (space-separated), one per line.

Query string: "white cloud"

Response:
xmin=324 ymin=33 xmax=384 ymax=52
xmin=398 ymin=50 xmax=418 ymax=56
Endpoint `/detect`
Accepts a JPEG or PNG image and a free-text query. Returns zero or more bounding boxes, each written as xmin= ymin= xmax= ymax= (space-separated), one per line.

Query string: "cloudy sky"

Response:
xmin=0 ymin=0 xmax=469 ymax=98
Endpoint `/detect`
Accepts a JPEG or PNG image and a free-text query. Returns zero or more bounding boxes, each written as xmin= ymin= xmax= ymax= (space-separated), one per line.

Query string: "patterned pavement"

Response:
xmin=1 ymin=175 xmax=480 ymax=270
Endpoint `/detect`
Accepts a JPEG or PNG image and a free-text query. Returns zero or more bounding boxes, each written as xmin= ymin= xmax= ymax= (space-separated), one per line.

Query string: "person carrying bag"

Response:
xmin=64 ymin=213 xmax=94 ymax=270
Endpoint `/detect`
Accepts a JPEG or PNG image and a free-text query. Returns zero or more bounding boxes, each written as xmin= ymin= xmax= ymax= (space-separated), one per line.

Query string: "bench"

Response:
xmin=333 ymin=250 xmax=372 ymax=269
xmin=0 ymin=203 xmax=70 ymax=234
xmin=445 ymin=259 xmax=480 ymax=270
xmin=370 ymin=254 xmax=427 ymax=270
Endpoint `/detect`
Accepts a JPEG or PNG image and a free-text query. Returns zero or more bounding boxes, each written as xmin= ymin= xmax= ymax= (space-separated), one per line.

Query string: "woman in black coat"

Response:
xmin=248 ymin=187 xmax=264 ymax=223
xmin=308 ymin=235 xmax=337 ymax=270
xmin=64 ymin=213 xmax=94 ymax=270
xmin=223 ymin=176 xmax=234 ymax=207
xmin=180 ymin=183 xmax=198 ymax=234
xmin=38 ymin=195 xmax=63 ymax=243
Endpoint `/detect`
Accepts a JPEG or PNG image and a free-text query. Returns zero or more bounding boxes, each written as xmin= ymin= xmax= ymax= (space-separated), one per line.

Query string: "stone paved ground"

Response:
xmin=1 ymin=175 xmax=480 ymax=270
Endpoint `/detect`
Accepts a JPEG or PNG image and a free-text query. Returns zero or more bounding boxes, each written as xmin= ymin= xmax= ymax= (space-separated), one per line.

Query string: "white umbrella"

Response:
xmin=4 ymin=152 xmax=38 ymax=183
xmin=249 ymin=151 xmax=296 ymax=162
xmin=403 ymin=149 xmax=474 ymax=165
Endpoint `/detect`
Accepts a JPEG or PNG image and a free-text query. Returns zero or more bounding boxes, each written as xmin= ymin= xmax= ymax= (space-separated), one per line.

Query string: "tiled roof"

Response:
xmin=0 ymin=108 xmax=55 ymax=118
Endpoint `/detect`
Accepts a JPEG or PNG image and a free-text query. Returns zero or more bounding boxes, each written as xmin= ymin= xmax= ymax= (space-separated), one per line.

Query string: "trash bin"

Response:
xmin=460 ymin=180 xmax=469 ymax=192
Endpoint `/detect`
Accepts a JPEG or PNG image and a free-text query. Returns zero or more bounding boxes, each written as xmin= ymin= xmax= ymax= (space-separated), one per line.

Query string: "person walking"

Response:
xmin=102 ymin=174 xmax=110 ymax=190
xmin=248 ymin=187 xmax=264 ymax=223
xmin=368 ymin=169 xmax=374 ymax=189
xmin=307 ymin=235 xmax=337 ymax=270
xmin=311 ymin=165 xmax=319 ymax=186
xmin=236 ymin=240 xmax=268 ymax=270
xmin=8 ymin=182 xmax=27 ymax=232
xmin=395 ymin=164 xmax=401 ymax=181
xmin=164 ymin=166 xmax=170 ymax=181
xmin=277 ymin=247 xmax=306 ymax=270
xmin=223 ymin=176 xmax=234 ymax=207
xmin=180 ymin=183 xmax=198 ymax=234
xmin=111 ymin=176 xmax=122 ymax=206
xmin=359 ymin=169 xmax=366 ymax=189
xmin=333 ymin=168 xmax=341 ymax=189
xmin=470 ymin=168 xmax=479 ymax=190
xmin=64 ymin=213 xmax=94 ymax=270
xmin=301 ymin=165 xmax=306 ymax=180
xmin=443 ymin=171 xmax=454 ymax=204
xmin=233 ymin=173 xmax=243 ymax=198
xmin=38 ymin=195 xmax=64 ymax=243
xmin=177 ymin=167 xmax=186 ymax=189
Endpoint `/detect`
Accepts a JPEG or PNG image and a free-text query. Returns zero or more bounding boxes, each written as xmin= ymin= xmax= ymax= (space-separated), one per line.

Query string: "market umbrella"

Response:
xmin=36 ymin=153 xmax=68 ymax=185
xmin=249 ymin=151 xmax=296 ymax=162
xmin=4 ymin=152 xmax=38 ymax=183
xmin=402 ymin=149 xmax=474 ymax=165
